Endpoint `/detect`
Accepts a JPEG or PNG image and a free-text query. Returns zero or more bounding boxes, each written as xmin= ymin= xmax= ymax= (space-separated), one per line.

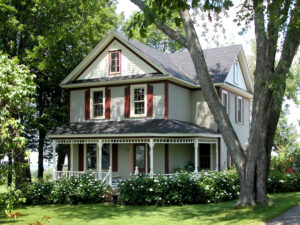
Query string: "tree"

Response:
xmin=123 ymin=12 xmax=185 ymax=53
xmin=0 ymin=53 xmax=36 ymax=187
xmin=0 ymin=0 xmax=122 ymax=178
xmin=129 ymin=0 xmax=299 ymax=205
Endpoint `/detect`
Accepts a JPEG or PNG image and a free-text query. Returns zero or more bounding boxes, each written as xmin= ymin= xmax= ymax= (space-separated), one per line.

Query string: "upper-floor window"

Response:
xmin=131 ymin=84 xmax=147 ymax=117
xmin=90 ymin=88 xmax=105 ymax=119
xmin=109 ymin=50 xmax=121 ymax=74
xmin=236 ymin=96 xmax=243 ymax=124
xmin=87 ymin=144 xmax=97 ymax=170
xmin=233 ymin=61 xmax=238 ymax=84
xmin=221 ymin=90 xmax=229 ymax=114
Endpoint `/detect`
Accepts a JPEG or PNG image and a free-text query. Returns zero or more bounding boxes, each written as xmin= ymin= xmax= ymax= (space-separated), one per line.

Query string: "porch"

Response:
xmin=51 ymin=137 xmax=221 ymax=186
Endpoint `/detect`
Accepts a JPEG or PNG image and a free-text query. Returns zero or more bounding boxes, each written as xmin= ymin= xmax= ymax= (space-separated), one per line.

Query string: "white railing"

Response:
xmin=55 ymin=168 xmax=112 ymax=186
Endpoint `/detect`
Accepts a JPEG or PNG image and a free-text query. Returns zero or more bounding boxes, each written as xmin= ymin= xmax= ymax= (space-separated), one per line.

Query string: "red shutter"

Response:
xmin=235 ymin=96 xmax=237 ymax=123
xmin=147 ymin=84 xmax=153 ymax=117
xmin=165 ymin=144 xmax=169 ymax=174
xmin=164 ymin=82 xmax=168 ymax=119
xmin=85 ymin=89 xmax=90 ymax=120
xmin=105 ymin=88 xmax=111 ymax=119
xmin=242 ymin=97 xmax=244 ymax=124
xmin=112 ymin=144 xmax=118 ymax=172
xmin=124 ymin=86 xmax=130 ymax=118
xmin=78 ymin=144 xmax=84 ymax=171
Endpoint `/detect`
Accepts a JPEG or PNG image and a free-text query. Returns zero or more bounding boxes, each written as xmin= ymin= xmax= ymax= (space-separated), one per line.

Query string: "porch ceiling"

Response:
xmin=47 ymin=119 xmax=219 ymax=138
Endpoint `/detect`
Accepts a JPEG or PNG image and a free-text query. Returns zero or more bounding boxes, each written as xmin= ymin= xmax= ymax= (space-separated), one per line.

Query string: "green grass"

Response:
xmin=1 ymin=192 xmax=299 ymax=225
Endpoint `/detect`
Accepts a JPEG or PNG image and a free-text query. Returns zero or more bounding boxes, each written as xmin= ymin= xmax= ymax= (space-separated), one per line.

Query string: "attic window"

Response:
xmin=109 ymin=50 xmax=121 ymax=74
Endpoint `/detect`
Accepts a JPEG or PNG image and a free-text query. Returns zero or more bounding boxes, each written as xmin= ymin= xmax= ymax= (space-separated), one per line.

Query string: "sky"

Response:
xmin=29 ymin=0 xmax=300 ymax=169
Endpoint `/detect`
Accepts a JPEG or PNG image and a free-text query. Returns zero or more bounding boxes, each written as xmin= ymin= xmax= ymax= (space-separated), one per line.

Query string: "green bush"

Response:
xmin=118 ymin=170 xmax=240 ymax=206
xmin=267 ymin=171 xmax=300 ymax=193
xmin=20 ymin=173 xmax=110 ymax=205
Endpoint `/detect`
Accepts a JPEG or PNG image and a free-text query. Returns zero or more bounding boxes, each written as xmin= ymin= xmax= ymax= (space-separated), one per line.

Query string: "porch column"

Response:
xmin=215 ymin=142 xmax=219 ymax=171
xmin=194 ymin=139 xmax=199 ymax=173
xmin=52 ymin=140 xmax=57 ymax=180
xmin=149 ymin=139 xmax=155 ymax=177
xmin=97 ymin=140 xmax=103 ymax=180
xmin=70 ymin=144 xmax=73 ymax=171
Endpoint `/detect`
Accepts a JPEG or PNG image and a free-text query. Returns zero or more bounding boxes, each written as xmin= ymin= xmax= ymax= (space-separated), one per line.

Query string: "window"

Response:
xmin=233 ymin=61 xmax=238 ymax=84
xmin=87 ymin=144 xmax=97 ymax=170
xmin=109 ymin=51 xmax=121 ymax=74
xmin=131 ymin=84 xmax=147 ymax=117
xmin=102 ymin=144 xmax=110 ymax=170
xmin=199 ymin=144 xmax=211 ymax=170
xmin=221 ymin=90 xmax=229 ymax=114
xmin=236 ymin=96 xmax=243 ymax=124
xmin=90 ymin=88 xmax=105 ymax=119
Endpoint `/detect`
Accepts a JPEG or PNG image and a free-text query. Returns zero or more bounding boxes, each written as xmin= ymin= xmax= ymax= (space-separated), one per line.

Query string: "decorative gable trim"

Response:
xmin=67 ymin=35 xmax=161 ymax=83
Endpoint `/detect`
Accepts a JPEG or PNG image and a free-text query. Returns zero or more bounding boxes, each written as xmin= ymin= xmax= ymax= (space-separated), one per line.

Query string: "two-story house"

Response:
xmin=48 ymin=31 xmax=253 ymax=185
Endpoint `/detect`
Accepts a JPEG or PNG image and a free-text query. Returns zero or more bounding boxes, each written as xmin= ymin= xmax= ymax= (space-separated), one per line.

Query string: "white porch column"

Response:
xmin=70 ymin=144 xmax=73 ymax=171
xmin=194 ymin=139 xmax=199 ymax=173
xmin=149 ymin=139 xmax=155 ymax=177
xmin=52 ymin=140 xmax=57 ymax=180
xmin=97 ymin=140 xmax=103 ymax=180
xmin=216 ymin=142 xmax=219 ymax=171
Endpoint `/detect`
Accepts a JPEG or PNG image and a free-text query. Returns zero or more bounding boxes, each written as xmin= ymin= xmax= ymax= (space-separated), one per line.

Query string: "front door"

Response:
xmin=134 ymin=144 xmax=146 ymax=173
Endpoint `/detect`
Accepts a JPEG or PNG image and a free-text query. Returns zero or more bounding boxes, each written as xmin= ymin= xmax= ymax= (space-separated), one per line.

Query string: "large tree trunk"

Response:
xmin=15 ymin=148 xmax=31 ymax=188
xmin=7 ymin=154 xmax=13 ymax=186
xmin=38 ymin=130 xmax=46 ymax=179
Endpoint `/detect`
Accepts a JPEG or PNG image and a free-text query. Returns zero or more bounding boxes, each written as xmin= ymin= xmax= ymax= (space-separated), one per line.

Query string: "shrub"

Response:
xmin=267 ymin=170 xmax=300 ymax=193
xmin=118 ymin=170 xmax=240 ymax=206
xmin=20 ymin=173 xmax=110 ymax=205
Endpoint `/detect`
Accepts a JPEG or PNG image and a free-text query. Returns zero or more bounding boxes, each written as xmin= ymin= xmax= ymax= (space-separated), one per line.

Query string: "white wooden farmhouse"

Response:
xmin=48 ymin=31 xmax=253 ymax=185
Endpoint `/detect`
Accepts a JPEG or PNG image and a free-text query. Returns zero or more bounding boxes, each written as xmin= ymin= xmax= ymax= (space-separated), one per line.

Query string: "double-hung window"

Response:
xmin=86 ymin=144 xmax=97 ymax=170
xmin=233 ymin=61 xmax=238 ymax=84
xmin=236 ymin=96 xmax=243 ymax=124
xmin=131 ymin=84 xmax=147 ymax=117
xmin=109 ymin=50 xmax=121 ymax=74
xmin=90 ymin=88 xmax=105 ymax=119
xmin=221 ymin=90 xmax=229 ymax=114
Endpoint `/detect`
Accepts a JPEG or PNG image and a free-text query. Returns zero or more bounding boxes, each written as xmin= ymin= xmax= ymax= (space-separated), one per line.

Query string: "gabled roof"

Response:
xmin=48 ymin=119 xmax=219 ymax=138
xmin=61 ymin=31 xmax=253 ymax=93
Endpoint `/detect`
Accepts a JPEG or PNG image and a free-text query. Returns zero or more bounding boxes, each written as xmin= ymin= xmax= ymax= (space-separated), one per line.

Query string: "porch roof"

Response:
xmin=48 ymin=119 xmax=218 ymax=138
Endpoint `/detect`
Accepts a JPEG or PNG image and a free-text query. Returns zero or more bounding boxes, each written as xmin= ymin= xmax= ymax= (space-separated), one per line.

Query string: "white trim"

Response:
xmin=215 ymin=83 xmax=253 ymax=99
xmin=70 ymin=144 xmax=74 ymax=171
xmin=236 ymin=96 xmax=243 ymax=124
xmin=90 ymin=87 xmax=105 ymax=119
xmin=48 ymin=132 xmax=221 ymax=139
xmin=233 ymin=60 xmax=239 ymax=84
xmin=221 ymin=90 xmax=229 ymax=114
xmin=130 ymin=84 xmax=147 ymax=117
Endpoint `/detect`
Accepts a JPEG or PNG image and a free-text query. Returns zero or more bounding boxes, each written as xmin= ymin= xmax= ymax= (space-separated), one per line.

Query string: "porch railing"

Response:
xmin=54 ymin=166 xmax=112 ymax=185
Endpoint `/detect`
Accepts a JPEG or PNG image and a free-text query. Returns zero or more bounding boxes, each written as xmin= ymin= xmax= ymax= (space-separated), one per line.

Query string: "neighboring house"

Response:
xmin=48 ymin=31 xmax=253 ymax=185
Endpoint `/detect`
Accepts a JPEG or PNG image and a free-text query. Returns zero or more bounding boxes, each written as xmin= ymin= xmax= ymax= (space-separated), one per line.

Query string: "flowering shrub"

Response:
xmin=118 ymin=170 xmax=240 ymax=206
xmin=20 ymin=174 xmax=110 ymax=205
xmin=267 ymin=171 xmax=300 ymax=193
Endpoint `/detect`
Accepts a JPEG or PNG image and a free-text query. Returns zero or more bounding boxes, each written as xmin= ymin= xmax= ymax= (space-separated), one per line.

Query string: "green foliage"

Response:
xmin=267 ymin=171 xmax=300 ymax=193
xmin=123 ymin=12 xmax=185 ymax=53
xmin=118 ymin=170 xmax=239 ymax=206
xmin=20 ymin=174 xmax=110 ymax=205
xmin=0 ymin=53 xmax=36 ymax=186
xmin=0 ymin=189 xmax=26 ymax=214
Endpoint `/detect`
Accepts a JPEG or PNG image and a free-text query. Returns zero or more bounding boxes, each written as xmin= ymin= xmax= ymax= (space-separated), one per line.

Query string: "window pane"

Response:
xmin=222 ymin=93 xmax=228 ymax=113
xmin=135 ymin=102 xmax=144 ymax=114
xmin=102 ymin=144 xmax=110 ymax=170
xmin=110 ymin=52 xmax=120 ymax=73
xmin=94 ymin=104 xmax=103 ymax=117
xmin=94 ymin=91 xmax=103 ymax=104
xmin=238 ymin=99 xmax=242 ymax=122
xmin=199 ymin=144 xmax=210 ymax=169
xmin=87 ymin=144 xmax=97 ymax=170
xmin=134 ymin=88 xmax=144 ymax=101
xmin=135 ymin=145 xmax=145 ymax=169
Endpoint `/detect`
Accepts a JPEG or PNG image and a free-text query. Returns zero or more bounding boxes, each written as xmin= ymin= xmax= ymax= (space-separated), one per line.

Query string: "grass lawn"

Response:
xmin=1 ymin=192 xmax=299 ymax=225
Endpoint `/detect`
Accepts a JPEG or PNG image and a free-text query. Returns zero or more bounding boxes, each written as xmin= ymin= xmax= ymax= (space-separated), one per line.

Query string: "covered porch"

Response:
xmin=51 ymin=137 xmax=220 ymax=186
xmin=48 ymin=119 xmax=221 ymax=186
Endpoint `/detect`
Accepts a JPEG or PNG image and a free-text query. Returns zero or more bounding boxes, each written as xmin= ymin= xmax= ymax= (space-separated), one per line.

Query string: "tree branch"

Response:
xmin=179 ymin=9 xmax=246 ymax=171
xmin=130 ymin=0 xmax=187 ymax=47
